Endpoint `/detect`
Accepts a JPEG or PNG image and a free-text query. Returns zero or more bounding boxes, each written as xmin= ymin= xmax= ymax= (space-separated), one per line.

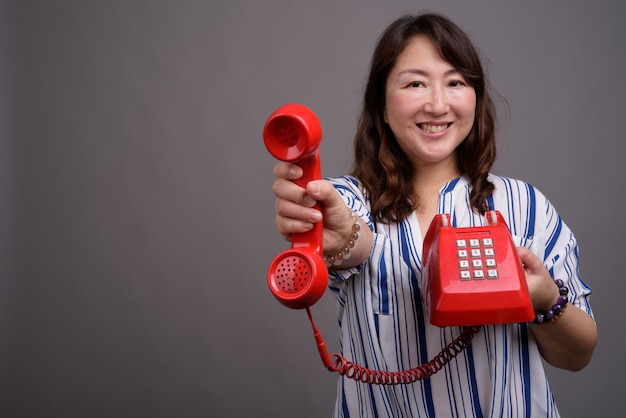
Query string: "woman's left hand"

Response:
xmin=516 ymin=246 xmax=559 ymax=312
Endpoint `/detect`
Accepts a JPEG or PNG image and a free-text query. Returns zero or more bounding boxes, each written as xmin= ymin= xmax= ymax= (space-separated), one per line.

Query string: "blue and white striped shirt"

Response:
xmin=327 ymin=174 xmax=594 ymax=418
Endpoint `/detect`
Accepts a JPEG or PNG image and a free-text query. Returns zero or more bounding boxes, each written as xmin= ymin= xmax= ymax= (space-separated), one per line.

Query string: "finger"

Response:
xmin=275 ymin=197 xmax=323 ymax=224
xmin=304 ymin=180 xmax=345 ymax=210
xmin=516 ymin=247 xmax=542 ymax=272
xmin=272 ymin=178 xmax=318 ymax=208
xmin=273 ymin=161 xmax=302 ymax=180
xmin=274 ymin=211 xmax=319 ymax=236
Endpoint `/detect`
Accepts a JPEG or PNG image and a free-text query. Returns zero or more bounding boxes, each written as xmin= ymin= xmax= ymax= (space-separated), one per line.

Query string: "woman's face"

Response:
xmin=385 ymin=35 xmax=476 ymax=172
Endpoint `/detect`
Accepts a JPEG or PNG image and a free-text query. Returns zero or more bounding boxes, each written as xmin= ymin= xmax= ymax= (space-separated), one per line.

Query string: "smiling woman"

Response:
xmin=269 ymin=12 xmax=597 ymax=417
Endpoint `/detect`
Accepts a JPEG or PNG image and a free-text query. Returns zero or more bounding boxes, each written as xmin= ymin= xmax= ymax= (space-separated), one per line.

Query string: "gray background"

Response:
xmin=1 ymin=1 xmax=624 ymax=417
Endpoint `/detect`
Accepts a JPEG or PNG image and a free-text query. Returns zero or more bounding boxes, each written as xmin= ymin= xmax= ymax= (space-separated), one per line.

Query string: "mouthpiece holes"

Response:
xmin=274 ymin=256 xmax=311 ymax=293
xmin=277 ymin=125 xmax=299 ymax=147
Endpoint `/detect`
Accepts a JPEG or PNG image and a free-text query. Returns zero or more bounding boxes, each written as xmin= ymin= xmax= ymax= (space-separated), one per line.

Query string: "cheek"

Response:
xmin=385 ymin=94 xmax=413 ymax=124
xmin=462 ymin=93 xmax=477 ymax=120
xmin=451 ymin=101 xmax=476 ymax=131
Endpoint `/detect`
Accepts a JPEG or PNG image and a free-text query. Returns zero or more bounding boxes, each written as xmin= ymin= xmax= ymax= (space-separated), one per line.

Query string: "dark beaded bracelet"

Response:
xmin=533 ymin=279 xmax=569 ymax=324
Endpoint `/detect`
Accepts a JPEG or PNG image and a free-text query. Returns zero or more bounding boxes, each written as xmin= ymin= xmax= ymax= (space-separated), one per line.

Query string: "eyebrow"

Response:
xmin=396 ymin=68 xmax=461 ymax=78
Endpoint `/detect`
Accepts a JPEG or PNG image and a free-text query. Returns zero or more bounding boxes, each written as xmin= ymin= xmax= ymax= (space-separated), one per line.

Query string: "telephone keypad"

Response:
xmin=456 ymin=236 xmax=498 ymax=281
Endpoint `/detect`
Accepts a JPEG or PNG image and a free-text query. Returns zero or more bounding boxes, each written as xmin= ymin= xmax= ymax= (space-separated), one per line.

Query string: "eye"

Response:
xmin=449 ymin=79 xmax=467 ymax=87
xmin=406 ymin=81 xmax=424 ymax=88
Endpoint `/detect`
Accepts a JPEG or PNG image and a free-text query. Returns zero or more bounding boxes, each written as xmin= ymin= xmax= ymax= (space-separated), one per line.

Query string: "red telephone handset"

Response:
xmin=422 ymin=210 xmax=535 ymax=326
xmin=263 ymin=103 xmax=327 ymax=309
xmin=263 ymin=104 xmax=481 ymax=384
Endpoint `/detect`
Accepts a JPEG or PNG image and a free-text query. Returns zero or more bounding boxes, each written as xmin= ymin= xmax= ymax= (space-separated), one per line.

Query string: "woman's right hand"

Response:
xmin=272 ymin=161 xmax=366 ymax=261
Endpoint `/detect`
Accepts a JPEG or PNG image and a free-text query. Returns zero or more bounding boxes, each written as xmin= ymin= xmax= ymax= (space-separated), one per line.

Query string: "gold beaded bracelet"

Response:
xmin=323 ymin=212 xmax=361 ymax=266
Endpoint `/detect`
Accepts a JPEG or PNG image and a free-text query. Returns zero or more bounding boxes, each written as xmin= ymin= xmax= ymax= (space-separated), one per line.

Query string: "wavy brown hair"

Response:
xmin=351 ymin=13 xmax=497 ymax=222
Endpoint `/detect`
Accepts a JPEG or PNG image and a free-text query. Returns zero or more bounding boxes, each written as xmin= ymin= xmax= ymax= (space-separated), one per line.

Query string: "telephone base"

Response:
xmin=422 ymin=211 xmax=535 ymax=327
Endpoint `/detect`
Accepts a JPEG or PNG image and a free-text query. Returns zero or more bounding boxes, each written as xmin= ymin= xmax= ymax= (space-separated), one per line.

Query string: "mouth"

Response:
xmin=418 ymin=123 xmax=451 ymax=134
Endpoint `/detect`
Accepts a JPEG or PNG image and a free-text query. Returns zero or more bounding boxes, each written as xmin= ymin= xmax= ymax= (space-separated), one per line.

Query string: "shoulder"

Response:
xmin=488 ymin=173 xmax=533 ymax=191
xmin=486 ymin=174 xmax=564 ymax=239
xmin=487 ymin=174 xmax=550 ymax=205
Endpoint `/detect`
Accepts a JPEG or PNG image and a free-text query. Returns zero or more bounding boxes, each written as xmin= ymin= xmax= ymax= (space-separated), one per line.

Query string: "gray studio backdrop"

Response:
xmin=1 ymin=1 xmax=624 ymax=417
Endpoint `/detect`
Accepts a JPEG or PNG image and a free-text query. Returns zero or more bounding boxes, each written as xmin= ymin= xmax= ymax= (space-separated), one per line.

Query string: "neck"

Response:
xmin=412 ymin=158 xmax=462 ymax=196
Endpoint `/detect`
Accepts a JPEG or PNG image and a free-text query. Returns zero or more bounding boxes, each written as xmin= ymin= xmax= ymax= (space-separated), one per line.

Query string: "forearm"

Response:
xmin=529 ymin=304 xmax=597 ymax=371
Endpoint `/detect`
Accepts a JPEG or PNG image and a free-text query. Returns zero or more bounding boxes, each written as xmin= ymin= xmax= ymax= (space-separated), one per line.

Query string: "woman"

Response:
xmin=271 ymin=13 xmax=597 ymax=417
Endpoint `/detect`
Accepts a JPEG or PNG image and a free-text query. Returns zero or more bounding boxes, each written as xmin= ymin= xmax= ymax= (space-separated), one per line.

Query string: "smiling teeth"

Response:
xmin=420 ymin=124 xmax=448 ymax=133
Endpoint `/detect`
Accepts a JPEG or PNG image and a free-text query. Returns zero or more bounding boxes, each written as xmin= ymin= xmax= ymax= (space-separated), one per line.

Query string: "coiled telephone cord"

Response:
xmin=306 ymin=307 xmax=481 ymax=385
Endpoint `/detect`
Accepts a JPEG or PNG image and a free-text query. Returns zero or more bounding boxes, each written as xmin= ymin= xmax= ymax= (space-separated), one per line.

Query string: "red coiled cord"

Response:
xmin=306 ymin=307 xmax=480 ymax=385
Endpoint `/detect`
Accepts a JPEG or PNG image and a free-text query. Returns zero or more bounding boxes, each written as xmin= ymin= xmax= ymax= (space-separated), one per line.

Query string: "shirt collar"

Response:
xmin=439 ymin=175 xmax=470 ymax=195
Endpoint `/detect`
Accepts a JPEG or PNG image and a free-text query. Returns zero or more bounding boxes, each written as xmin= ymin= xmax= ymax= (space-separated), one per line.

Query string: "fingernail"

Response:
xmin=310 ymin=211 xmax=322 ymax=222
xmin=289 ymin=167 xmax=300 ymax=179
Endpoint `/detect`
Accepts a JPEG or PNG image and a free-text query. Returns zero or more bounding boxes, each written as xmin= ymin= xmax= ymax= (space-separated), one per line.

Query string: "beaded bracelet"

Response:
xmin=323 ymin=212 xmax=361 ymax=266
xmin=532 ymin=279 xmax=569 ymax=324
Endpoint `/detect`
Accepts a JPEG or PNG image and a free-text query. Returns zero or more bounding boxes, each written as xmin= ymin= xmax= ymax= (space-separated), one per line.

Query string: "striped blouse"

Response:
xmin=327 ymin=174 xmax=594 ymax=418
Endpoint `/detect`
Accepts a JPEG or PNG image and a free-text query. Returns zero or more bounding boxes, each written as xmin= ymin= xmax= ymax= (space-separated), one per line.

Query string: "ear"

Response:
xmin=383 ymin=108 xmax=388 ymax=124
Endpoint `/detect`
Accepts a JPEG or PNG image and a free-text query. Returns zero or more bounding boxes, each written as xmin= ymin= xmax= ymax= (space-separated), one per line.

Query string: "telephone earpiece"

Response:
xmin=263 ymin=104 xmax=327 ymax=309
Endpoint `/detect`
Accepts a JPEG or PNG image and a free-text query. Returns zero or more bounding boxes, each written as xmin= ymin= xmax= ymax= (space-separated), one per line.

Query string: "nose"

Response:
xmin=423 ymin=86 xmax=449 ymax=115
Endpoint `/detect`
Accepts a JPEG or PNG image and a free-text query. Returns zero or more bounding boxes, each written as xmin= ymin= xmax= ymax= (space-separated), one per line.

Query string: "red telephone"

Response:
xmin=422 ymin=210 xmax=535 ymax=326
xmin=263 ymin=103 xmax=327 ymax=309
xmin=263 ymin=104 xmax=481 ymax=384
